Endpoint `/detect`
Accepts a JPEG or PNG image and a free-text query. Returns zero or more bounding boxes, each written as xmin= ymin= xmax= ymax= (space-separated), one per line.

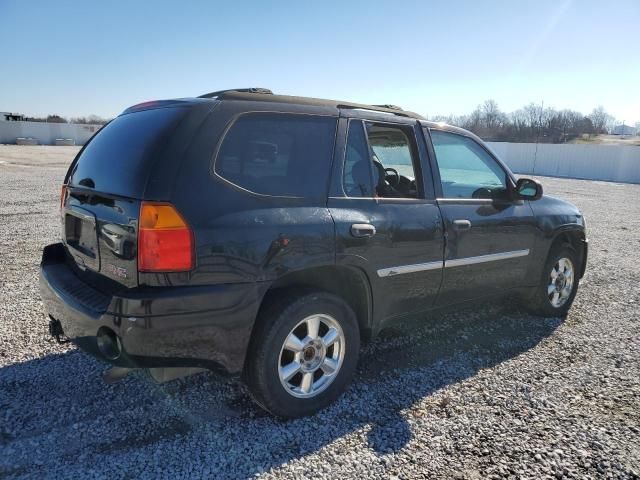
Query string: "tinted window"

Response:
xmin=430 ymin=130 xmax=507 ymax=199
xmin=216 ymin=113 xmax=337 ymax=197
xmin=69 ymin=107 xmax=187 ymax=198
xmin=343 ymin=121 xmax=373 ymax=197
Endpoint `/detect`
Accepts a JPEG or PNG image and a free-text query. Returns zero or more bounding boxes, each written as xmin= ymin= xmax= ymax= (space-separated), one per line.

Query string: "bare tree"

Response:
xmin=48 ymin=115 xmax=68 ymax=123
xmin=481 ymin=99 xmax=503 ymax=129
xmin=427 ymin=114 xmax=470 ymax=128
xmin=606 ymin=116 xmax=618 ymax=134
xmin=554 ymin=109 xmax=583 ymax=141
xmin=70 ymin=115 xmax=110 ymax=125
xmin=523 ymin=103 xmax=543 ymax=130
xmin=588 ymin=106 xmax=613 ymax=134
xmin=428 ymin=115 xmax=452 ymax=123
xmin=427 ymin=102 xmax=618 ymax=142
xmin=510 ymin=109 xmax=528 ymax=132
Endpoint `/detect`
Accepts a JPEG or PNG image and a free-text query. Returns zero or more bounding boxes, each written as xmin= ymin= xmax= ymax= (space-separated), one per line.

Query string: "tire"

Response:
xmin=525 ymin=243 xmax=580 ymax=317
xmin=244 ymin=291 xmax=360 ymax=418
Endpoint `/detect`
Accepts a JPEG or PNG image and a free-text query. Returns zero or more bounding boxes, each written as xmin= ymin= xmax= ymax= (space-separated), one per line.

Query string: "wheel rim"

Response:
xmin=547 ymin=257 xmax=575 ymax=308
xmin=278 ymin=314 xmax=345 ymax=399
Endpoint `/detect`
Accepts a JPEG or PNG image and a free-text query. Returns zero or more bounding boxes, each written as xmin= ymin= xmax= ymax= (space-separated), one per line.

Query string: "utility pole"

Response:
xmin=533 ymin=100 xmax=544 ymax=175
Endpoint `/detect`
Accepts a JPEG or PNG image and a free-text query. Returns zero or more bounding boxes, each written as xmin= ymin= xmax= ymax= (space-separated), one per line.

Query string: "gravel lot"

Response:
xmin=1 ymin=145 xmax=639 ymax=479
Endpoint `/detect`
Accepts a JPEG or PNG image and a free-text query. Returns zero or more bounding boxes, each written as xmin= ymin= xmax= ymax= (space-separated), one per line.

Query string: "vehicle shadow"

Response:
xmin=0 ymin=301 xmax=563 ymax=478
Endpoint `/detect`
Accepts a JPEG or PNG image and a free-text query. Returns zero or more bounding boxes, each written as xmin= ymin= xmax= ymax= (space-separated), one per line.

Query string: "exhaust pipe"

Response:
xmin=95 ymin=327 xmax=207 ymax=385
xmin=96 ymin=327 xmax=122 ymax=361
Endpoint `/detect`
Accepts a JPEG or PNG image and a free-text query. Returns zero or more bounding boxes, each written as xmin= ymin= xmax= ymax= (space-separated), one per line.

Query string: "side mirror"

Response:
xmin=515 ymin=178 xmax=543 ymax=200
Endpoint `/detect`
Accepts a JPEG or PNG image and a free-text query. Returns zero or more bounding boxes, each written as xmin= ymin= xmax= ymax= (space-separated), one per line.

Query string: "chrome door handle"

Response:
xmin=350 ymin=223 xmax=376 ymax=238
xmin=452 ymin=219 xmax=472 ymax=230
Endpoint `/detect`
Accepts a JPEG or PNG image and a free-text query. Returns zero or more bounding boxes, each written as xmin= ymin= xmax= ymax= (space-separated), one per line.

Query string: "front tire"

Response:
xmin=244 ymin=291 xmax=360 ymax=418
xmin=526 ymin=243 xmax=580 ymax=317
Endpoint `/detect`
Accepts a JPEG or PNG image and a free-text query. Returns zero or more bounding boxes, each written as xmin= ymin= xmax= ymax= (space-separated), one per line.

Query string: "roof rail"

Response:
xmin=337 ymin=104 xmax=416 ymax=118
xmin=372 ymin=104 xmax=404 ymax=111
xmin=198 ymin=88 xmax=273 ymax=99
xmin=193 ymin=90 xmax=424 ymax=119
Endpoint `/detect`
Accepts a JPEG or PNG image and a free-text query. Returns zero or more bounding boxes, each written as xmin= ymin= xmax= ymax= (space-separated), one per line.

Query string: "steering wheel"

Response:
xmin=371 ymin=159 xmax=404 ymax=198
xmin=471 ymin=187 xmax=494 ymax=199
xmin=384 ymin=167 xmax=400 ymax=187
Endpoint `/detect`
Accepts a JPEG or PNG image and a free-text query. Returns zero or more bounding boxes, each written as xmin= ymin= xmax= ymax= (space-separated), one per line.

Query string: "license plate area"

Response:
xmin=64 ymin=207 xmax=100 ymax=271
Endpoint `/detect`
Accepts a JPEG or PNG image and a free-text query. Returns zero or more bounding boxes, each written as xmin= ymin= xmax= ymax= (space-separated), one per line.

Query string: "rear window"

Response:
xmin=68 ymin=107 xmax=187 ymax=198
xmin=215 ymin=113 xmax=337 ymax=197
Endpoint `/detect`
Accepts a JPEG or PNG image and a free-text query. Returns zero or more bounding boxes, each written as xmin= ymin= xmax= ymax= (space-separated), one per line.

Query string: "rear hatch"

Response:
xmin=62 ymin=104 xmax=195 ymax=288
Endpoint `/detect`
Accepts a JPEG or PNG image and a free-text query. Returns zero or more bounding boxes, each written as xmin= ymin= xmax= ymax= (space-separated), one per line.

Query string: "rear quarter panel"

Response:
xmin=142 ymin=102 xmax=337 ymax=288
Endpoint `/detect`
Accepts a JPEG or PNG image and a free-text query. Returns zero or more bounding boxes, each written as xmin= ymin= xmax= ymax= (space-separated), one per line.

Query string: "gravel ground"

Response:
xmin=1 ymin=145 xmax=639 ymax=479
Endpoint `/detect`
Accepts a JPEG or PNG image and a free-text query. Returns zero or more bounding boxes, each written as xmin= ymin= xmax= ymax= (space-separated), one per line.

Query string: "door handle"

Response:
xmin=350 ymin=223 xmax=376 ymax=238
xmin=452 ymin=219 xmax=472 ymax=230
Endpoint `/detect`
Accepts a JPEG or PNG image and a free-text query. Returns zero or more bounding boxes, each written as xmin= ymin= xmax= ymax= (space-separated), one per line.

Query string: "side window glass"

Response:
xmin=343 ymin=121 xmax=373 ymax=197
xmin=366 ymin=124 xmax=419 ymax=198
xmin=430 ymin=130 xmax=507 ymax=199
xmin=215 ymin=113 xmax=337 ymax=197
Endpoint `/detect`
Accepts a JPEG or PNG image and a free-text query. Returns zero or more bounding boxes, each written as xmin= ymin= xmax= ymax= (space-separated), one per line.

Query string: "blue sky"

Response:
xmin=1 ymin=0 xmax=638 ymax=123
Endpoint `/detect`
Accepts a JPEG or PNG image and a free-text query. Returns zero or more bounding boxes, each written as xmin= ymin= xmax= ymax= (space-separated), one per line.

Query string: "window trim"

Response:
xmin=210 ymin=110 xmax=339 ymax=199
xmin=339 ymin=119 xmax=426 ymax=201
xmin=427 ymin=128 xmax=516 ymax=201
xmin=340 ymin=120 xmax=376 ymax=199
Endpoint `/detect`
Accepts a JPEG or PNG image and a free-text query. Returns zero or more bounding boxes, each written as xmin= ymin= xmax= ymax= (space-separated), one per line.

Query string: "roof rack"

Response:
xmin=198 ymin=88 xmax=273 ymax=99
xmin=372 ymin=104 xmax=404 ymax=111
xmin=337 ymin=104 xmax=415 ymax=118
xmin=195 ymin=89 xmax=424 ymax=119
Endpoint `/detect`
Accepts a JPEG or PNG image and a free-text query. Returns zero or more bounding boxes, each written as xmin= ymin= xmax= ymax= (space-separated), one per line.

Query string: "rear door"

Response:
xmin=425 ymin=128 xmax=539 ymax=304
xmin=328 ymin=115 xmax=444 ymax=325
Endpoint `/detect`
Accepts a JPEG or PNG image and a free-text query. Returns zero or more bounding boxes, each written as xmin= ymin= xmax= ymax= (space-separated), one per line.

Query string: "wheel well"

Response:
xmin=257 ymin=266 xmax=373 ymax=342
xmin=550 ymin=229 xmax=586 ymax=270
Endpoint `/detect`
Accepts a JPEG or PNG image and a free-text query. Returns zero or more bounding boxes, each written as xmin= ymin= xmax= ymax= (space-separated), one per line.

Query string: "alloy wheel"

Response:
xmin=278 ymin=314 xmax=345 ymax=398
xmin=547 ymin=257 xmax=575 ymax=308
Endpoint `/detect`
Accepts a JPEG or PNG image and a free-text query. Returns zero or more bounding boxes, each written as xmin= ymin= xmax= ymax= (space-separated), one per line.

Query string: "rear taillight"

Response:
xmin=138 ymin=202 xmax=194 ymax=272
xmin=60 ymin=184 xmax=68 ymax=210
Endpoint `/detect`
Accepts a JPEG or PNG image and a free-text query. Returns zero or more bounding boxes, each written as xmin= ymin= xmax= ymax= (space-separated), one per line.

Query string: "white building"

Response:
xmin=612 ymin=124 xmax=638 ymax=136
xmin=1 ymin=112 xmax=25 ymax=122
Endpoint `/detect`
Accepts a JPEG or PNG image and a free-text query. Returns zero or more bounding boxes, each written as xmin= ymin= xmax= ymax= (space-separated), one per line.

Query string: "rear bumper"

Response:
xmin=39 ymin=243 xmax=265 ymax=374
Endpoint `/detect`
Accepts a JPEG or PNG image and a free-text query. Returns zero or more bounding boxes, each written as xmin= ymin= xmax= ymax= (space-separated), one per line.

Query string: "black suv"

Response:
xmin=40 ymin=88 xmax=587 ymax=417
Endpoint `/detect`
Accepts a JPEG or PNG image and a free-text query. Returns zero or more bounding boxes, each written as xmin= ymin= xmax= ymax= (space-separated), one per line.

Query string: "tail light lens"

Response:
xmin=138 ymin=202 xmax=194 ymax=272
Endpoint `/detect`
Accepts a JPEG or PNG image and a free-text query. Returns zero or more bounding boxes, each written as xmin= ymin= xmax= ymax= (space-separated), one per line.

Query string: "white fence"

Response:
xmin=1 ymin=121 xmax=639 ymax=184
xmin=487 ymin=142 xmax=640 ymax=184
xmin=0 ymin=121 xmax=102 ymax=146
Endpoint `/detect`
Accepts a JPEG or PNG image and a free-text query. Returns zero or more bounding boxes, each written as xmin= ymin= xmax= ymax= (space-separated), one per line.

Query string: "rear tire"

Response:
xmin=244 ymin=291 xmax=360 ymax=418
xmin=525 ymin=243 xmax=580 ymax=317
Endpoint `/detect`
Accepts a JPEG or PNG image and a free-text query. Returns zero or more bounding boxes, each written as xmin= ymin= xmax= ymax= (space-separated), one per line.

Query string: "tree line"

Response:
xmin=20 ymin=102 xmax=635 ymax=143
xmin=429 ymin=101 xmax=632 ymax=143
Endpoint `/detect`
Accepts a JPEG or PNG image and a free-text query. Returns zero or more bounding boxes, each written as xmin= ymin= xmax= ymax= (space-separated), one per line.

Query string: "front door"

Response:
xmin=426 ymin=128 xmax=539 ymax=305
xmin=328 ymin=117 xmax=444 ymax=325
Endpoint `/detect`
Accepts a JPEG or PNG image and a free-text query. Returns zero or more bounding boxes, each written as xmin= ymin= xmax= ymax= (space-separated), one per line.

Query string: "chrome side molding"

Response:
xmin=377 ymin=249 xmax=530 ymax=278
xmin=377 ymin=260 xmax=443 ymax=278
xmin=445 ymin=249 xmax=530 ymax=268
